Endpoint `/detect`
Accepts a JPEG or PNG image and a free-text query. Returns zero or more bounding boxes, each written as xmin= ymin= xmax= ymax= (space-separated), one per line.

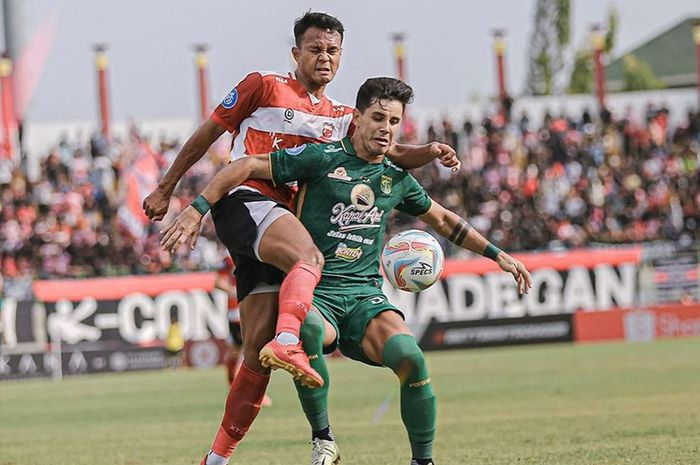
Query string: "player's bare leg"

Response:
xmin=256 ymin=213 xmax=326 ymax=388
xmin=362 ymin=312 xmax=437 ymax=465
xmin=203 ymin=293 xmax=277 ymax=465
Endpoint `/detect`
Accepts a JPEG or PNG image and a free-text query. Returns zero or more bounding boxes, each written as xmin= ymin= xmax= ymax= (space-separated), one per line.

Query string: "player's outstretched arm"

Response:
xmin=418 ymin=199 xmax=533 ymax=294
xmin=143 ymin=118 xmax=226 ymax=221
xmin=389 ymin=142 xmax=461 ymax=172
xmin=159 ymin=155 xmax=271 ymax=252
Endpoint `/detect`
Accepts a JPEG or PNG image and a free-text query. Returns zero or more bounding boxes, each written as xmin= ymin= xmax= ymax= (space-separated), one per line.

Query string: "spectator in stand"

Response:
xmin=1 ymin=107 xmax=697 ymax=296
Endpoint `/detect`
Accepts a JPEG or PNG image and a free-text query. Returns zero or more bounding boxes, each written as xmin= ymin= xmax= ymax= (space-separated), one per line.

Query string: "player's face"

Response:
xmin=353 ymin=99 xmax=404 ymax=156
xmin=293 ymin=27 xmax=342 ymax=86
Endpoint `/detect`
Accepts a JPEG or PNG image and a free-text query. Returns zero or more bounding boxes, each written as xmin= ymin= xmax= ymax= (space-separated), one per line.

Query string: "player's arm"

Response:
xmin=143 ymin=119 xmax=226 ymax=221
xmin=388 ymin=142 xmax=461 ymax=171
xmin=159 ymin=155 xmax=272 ymax=252
xmin=418 ymin=199 xmax=533 ymax=294
xmin=144 ymin=72 xmax=264 ymax=221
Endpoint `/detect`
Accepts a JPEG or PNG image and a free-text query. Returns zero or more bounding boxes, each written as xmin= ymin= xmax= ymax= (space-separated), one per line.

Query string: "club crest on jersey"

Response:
xmin=327 ymin=167 xmax=351 ymax=181
xmin=285 ymin=144 xmax=306 ymax=156
xmin=322 ymin=122 xmax=334 ymax=139
xmin=334 ymin=243 xmax=363 ymax=262
xmin=380 ymin=175 xmax=393 ymax=194
xmin=222 ymin=88 xmax=239 ymax=109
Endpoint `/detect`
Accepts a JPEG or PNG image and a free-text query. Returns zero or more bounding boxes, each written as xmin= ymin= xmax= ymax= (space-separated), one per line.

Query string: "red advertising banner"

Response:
xmin=574 ymin=304 xmax=700 ymax=343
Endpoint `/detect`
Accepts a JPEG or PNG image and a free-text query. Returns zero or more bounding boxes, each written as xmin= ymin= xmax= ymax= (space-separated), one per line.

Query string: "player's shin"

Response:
xmin=276 ymin=261 xmax=322 ymax=342
xmin=205 ymin=364 xmax=270 ymax=464
xmin=295 ymin=311 xmax=332 ymax=435
xmin=382 ymin=334 xmax=436 ymax=462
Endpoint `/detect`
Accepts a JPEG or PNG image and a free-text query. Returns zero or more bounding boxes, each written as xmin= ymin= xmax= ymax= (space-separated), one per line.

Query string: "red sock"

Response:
xmin=225 ymin=356 xmax=239 ymax=385
xmin=276 ymin=261 xmax=322 ymax=337
xmin=211 ymin=363 xmax=270 ymax=457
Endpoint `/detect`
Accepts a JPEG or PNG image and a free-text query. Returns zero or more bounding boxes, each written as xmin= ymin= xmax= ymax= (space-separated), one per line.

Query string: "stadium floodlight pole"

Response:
xmin=590 ymin=24 xmax=607 ymax=113
xmin=194 ymin=44 xmax=210 ymax=123
xmin=694 ymin=21 xmax=700 ymax=109
xmin=391 ymin=33 xmax=407 ymax=82
xmin=93 ymin=44 xmax=111 ymax=140
xmin=390 ymin=33 xmax=416 ymax=139
xmin=0 ymin=51 xmax=16 ymax=160
xmin=492 ymin=29 xmax=508 ymax=122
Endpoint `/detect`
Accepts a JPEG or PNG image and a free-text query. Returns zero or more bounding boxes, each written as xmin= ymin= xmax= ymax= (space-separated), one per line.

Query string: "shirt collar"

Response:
xmin=340 ymin=136 xmax=357 ymax=155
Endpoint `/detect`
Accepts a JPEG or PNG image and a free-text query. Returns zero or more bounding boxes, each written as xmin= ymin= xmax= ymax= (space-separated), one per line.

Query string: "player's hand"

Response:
xmin=143 ymin=187 xmax=171 ymax=222
xmin=159 ymin=206 xmax=203 ymax=253
xmin=495 ymin=252 xmax=532 ymax=295
xmin=428 ymin=142 xmax=461 ymax=173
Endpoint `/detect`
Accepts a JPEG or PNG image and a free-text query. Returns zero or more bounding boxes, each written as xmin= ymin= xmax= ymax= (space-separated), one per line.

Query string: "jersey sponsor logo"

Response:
xmin=350 ymin=184 xmax=375 ymax=211
xmin=334 ymin=243 xmax=363 ymax=262
xmin=284 ymin=108 xmax=294 ymax=122
xmin=269 ymin=132 xmax=284 ymax=150
xmin=380 ymin=175 xmax=393 ymax=194
xmin=327 ymin=166 xmax=352 ymax=181
xmin=285 ymin=144 xmax=306 ymax=156
xmin=221 ymin=88 xmax=239 ymax=109
xmin=330 ymin=203 xmax=384 ymax=232
xmin=384 ymin=158 xmax=404 ymax=172
xmin=324 ymin=145 xmax=344 ymax=153
xmin=322 ymin=122 xmax=334 ymax=139
xmin=275 ymin=76 xmax=289 ymax=84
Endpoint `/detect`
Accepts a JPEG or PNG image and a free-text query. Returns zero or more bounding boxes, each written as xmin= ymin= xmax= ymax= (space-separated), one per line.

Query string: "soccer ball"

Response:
xmin=381 ymin=229 xmax=445 ymax=292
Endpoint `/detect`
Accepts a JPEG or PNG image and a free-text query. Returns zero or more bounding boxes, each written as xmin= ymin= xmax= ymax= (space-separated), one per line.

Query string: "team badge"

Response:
xmin=327 ymin=167 xmax=351 ymax=181
xmin=380 ymin=175 xmax=393 ymax=194
xmin=322 ymin=122 xmax=334 ymax=139
xmin=350 ymin=184 xmax=375 ymax=212
xmin=285 ymin=144 xmax=306 ymax=156
xmin=222 ymin=88 xmax=239 ymax=109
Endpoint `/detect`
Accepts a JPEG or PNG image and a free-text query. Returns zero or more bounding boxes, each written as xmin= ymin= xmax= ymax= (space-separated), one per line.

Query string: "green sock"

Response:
xmin=295 ymin=311 xmax=330 ymax=431
xmin=382 ymin=334 xmax=436 ymax=460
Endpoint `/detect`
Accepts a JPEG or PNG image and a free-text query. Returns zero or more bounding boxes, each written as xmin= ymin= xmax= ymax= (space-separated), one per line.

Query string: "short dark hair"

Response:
xmin=294 ymin=11 xmax=345 ymax=46
xmin=355 ymin=77 xmax=415 ymax=113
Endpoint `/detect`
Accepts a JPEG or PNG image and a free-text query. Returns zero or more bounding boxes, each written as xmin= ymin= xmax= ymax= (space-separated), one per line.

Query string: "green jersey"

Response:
xmin=269 ymin=136 xmax=432 ymax=288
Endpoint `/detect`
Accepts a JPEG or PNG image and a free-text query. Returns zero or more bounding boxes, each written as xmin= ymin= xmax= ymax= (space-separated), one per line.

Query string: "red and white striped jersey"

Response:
xmin=211 ymin=71 xmax=355 ymax=205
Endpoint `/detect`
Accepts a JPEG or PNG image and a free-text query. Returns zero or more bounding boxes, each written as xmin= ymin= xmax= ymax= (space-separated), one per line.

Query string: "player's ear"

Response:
xmin=352 ymin=108 xmax=361 ymax=127
xmin=291 ymin=46 xmax=300 ymax=64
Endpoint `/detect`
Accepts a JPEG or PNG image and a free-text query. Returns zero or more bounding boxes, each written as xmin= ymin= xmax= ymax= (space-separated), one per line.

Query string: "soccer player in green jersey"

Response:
xmin=161 ymin=77 xmax=532 ymax=465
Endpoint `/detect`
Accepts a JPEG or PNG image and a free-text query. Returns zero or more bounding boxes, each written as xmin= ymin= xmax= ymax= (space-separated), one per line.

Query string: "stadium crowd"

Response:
xmin=1 ymin=105 xmax=698 ymax=297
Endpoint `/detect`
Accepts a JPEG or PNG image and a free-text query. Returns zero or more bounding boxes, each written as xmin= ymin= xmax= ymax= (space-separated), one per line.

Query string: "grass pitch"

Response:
xmin=1 ymin=339 xmax=699 ymax=465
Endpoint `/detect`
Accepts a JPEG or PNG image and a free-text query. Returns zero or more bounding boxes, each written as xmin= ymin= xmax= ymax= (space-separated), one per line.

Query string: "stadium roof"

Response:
xmin=606 ymin=17 xmax=699 ymax=91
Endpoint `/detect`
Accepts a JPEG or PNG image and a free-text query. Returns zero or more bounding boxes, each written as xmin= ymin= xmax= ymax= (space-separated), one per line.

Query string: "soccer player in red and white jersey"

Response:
xmin=143 ymin=12 xmax=458 ymax=465
xmin=215 ymin=257 xmax=243 ymax=385
xmin=215 ymin=257 xmax=273 ymax=406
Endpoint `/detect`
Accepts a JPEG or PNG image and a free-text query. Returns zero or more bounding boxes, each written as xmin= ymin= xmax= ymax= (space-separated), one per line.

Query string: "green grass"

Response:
xmin=1 ymin=339 xmax=699 ymax=465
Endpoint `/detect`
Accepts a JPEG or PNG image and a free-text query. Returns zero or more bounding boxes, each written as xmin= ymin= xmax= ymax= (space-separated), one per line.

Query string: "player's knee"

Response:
xmin=399 ymin=345 xmax=426 ymax=376
xmin=382 ymin=334 xmax=426 ymax=380
xmin=300 ymin=311 xmax=325 ymax=353
xmin=298 ymin=245 xmax=324 ymax=270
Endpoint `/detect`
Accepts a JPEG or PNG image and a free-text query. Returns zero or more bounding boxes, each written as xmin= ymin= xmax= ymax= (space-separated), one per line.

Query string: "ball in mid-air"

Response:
xmin=381 ymin=229 xmax=445 ymax=292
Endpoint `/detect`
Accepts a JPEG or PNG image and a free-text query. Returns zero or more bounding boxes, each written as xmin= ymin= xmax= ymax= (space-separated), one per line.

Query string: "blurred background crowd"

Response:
xmin=1 ymin=104 xmax=699 ymax=297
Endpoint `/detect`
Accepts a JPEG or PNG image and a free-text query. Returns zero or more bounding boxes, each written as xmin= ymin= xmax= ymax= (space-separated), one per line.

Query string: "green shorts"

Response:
xmin=312 ymin=285 xmax=404 ymax=367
